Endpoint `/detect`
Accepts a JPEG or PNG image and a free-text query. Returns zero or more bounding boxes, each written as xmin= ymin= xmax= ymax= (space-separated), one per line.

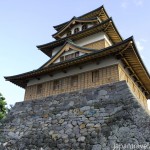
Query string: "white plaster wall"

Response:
xmin=75 ymin=32 xmax=105 ymax=46
xmin=61 ymin=23 xmax=94 ymax=39
xmin=52 ymin=45 xmax=62 ymax=56
xmin=104 ymin=34 xmax=113 ymax=46
xmin=27 ymin=56 xmax=120 ymax=86
xmin=62 ymin=34 xmax=67 ymax=38
xmin=88 ymin=24 xmax=94 ymax=28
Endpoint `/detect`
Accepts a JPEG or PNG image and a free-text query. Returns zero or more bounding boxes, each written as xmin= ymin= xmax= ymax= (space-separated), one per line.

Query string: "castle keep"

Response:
xmin=2 ymin=6 xmax=150 ymax=150
xmin=5 ymin=6 xmax=150 ymax=109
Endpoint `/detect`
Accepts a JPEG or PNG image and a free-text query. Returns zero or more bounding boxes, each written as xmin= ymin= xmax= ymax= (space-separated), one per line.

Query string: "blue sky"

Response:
xmin=0 ymin=0 xmax=150 ymax=106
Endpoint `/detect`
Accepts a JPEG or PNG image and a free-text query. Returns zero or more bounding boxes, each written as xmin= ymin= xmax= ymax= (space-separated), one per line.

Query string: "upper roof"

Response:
xmin=5 ymin=37 xmax=150 ymax=99
xmin=52 ymin=17 xmax=99 ymax=39
xmin=53 ymin=5 xmax=109 ymax=31
xmin=37 ymin=18 xmax=123 ymax=57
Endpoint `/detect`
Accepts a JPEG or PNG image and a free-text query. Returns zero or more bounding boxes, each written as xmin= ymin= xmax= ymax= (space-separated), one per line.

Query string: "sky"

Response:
xmin=0 ymin=0 xmax=150 ymax=107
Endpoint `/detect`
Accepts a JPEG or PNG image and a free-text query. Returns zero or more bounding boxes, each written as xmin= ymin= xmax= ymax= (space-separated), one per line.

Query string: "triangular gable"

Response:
xmin=42 ymin=42 xmax=95 ymax=68
xmin=53 ymin=18 xmax=98 ymax=39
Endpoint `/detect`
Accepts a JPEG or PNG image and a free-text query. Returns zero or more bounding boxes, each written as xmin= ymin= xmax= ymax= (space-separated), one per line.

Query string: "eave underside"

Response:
xmin=5 ymin=37 xmax=150 ymax=98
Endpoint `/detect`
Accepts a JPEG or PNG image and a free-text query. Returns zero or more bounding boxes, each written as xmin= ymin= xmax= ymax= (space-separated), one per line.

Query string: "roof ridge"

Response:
xmin=53 ymin=5 xmax=109 ymax=31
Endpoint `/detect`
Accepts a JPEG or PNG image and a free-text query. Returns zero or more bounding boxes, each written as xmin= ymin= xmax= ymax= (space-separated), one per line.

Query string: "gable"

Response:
xmin=53 ymin=18 xmax=99 ymax=39
xmin=42 ymin=42 xmax=94 ymax=68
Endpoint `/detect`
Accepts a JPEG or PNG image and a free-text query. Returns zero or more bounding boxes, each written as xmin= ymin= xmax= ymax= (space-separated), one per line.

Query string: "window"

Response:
xmin=74 ymin=28 xmax=79 ymax=34
xmin=82 ymin=24 xmax=87 ymax=30
xmin=67 ymin=31 xmax=72 ymax=36
xmin=60 ymin=52 xmax=79 ymax=62
xmin=65 ymin=53 xmax=74 ymax=60
xmin=53 ymin=80 xmax=60 ymax=90
xmin=71 ymin=75 xmax=78 ymax=87
xmin=92 ymin=70 xmax=99 ymax=82
xmin=60 ymin=56 xmax=64 ymax=62
xmin=37 ymin=84 xmax=43 ymax=94
xmin=75 ymin=52 xmax=79 ymax=57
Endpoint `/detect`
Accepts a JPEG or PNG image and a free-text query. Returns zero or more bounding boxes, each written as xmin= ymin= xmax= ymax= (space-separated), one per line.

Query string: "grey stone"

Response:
xmin=1 ymin=81 xmax=150 ymax=149
xmin=68 ymin=101 xmax=74 ymax=107
xmin=99 ymin=90 xmax=107 ymax=96
xmin=77 ymin=136 xmax=85 ymax=142
xmin=80 ymin=106 xmax=91 ymax=111
xmin=92 ymin=144 xmax=102 ymax=150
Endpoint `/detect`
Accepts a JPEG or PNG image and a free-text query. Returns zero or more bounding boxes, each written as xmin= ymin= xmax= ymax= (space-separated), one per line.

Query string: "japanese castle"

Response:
xmin=5 ymin=6 xmax=150 ymax=110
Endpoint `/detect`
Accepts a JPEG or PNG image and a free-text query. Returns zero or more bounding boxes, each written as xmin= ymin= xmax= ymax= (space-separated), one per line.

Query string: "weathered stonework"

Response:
xmin=0 ymin=81 xmax=150 ymax=150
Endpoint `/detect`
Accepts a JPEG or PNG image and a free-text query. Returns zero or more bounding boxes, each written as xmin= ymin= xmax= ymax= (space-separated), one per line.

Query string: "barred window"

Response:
xmin=60 ymin=56 xmax=64 ymax=62
xmin=92 ymin=70 xmax=99 ymax=82
xmin=60 ymin=52 xmax=79 ymax=62
xmin=82 ymin=24 xmax=87 ymax=30
xmin=37 ymin=84 xmax=43 ymax=94
xmin=74 ymin=28 xmax=79 ymax=34
xmin=71 ymin=75 xmax=78 ymax=87
xmin=53 ymin=80 xmax=60 ymax=90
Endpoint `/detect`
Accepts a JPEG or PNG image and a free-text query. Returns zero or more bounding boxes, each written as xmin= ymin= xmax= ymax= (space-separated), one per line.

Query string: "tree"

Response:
xmin=0 ymin=93 xmax=7 ymax=119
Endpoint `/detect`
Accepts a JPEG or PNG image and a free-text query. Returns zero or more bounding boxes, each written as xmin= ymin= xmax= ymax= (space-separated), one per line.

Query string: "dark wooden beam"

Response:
xmin=147 ymin=94 xmax=150 ymax=99
xmin=49 ymin=74 xmax=53 ymax=77
xmin=129 ymin=73 xmax=136 ymax=77
xmin=124 ymin=65 xmax=131 ymax=69
xmin=62 ymin=70 xmax=67 ymax=73
xmin=79 ymin=66 xmax=83 ymax=69
xmin=36 ymin=77 xmax=40 ymax=80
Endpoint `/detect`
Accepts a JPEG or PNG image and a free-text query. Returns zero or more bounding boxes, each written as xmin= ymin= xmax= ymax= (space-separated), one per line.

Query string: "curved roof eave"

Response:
xmin=53 ymin=5 xmax=109 ymax=31
xmin=37 ymin=17 xmax=123 ymax=58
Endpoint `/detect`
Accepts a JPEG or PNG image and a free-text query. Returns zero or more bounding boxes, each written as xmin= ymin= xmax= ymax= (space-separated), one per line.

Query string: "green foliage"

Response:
xmin=0 ymin=93 xmax=7 ymax=119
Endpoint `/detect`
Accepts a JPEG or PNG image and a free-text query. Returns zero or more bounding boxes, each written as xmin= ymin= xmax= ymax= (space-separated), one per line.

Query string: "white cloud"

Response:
xmin=121 ymin=1 xmax=128 ymax=8
xmin=134 ymin=0 xmax=144 ymax=6
xmin=140 ymin=38 xmax=147 ymax=42
xmin=121 ymin=0 xmax=144 ymax=8
xmin=136 ymin=41 xmax=144 ymax=51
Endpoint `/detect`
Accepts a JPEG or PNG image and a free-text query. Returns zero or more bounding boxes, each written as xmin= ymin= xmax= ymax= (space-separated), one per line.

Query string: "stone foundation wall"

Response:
xmin=0 ymin=81 xmax=150 ymax=150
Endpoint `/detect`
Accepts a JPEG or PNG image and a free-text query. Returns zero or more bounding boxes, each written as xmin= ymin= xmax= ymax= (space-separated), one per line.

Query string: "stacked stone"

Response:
xmin=0 ymin=81 xmax=150 ymax=150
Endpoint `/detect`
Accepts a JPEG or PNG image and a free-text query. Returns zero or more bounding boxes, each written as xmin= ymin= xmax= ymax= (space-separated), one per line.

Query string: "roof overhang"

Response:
xmin=53 ymin=5 xmax=109 ymax=31
xmin=37 ymin=18 xmax=123 ymax=57
xmin=5 ymin=37 xmax=150 ymax=99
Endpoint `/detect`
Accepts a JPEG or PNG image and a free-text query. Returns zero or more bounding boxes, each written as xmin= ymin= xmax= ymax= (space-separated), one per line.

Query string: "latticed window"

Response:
xmin=71 ymin=75 xmax=78 ymax=87
xmin=37 ymin=84 xmax=43 ymax=94
xmin=74 ymin=28 xmax=79 ymax=34
xmin=60 ymin=52 xmax=79 ymax=62
xmin=92 ymin=70 xmax=99 ymax=82
xmin=65 ymin=53 xmax=74 ymax=60
xmin=82 ymin=24 xmax=87 ymax=30
xmin=53 ymin=80 xmax=60 ymax=90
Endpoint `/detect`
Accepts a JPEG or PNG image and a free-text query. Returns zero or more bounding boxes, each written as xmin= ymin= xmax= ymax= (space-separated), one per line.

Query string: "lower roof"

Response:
xmin=4 ymin=37 xmax=150 ymax=98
